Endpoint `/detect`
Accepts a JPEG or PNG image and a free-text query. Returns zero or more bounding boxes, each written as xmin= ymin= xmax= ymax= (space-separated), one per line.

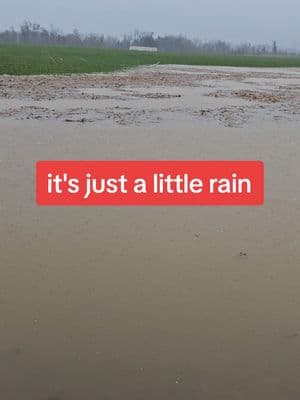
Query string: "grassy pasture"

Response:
xmin=1 ymin=43 xmax=300 ymax=75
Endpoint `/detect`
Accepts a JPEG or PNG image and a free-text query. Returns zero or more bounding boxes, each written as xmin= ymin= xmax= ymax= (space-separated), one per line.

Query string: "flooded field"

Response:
xmin=0 ymin=65 xmax=300 ymax=400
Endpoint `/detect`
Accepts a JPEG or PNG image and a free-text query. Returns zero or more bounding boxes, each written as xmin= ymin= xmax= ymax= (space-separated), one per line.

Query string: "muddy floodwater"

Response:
xmin=0 ymin=65 xmax=300 ymax=400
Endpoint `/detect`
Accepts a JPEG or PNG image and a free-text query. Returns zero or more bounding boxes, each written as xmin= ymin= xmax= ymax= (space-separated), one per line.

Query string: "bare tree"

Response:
xmin=0 ymin=22 xmax=297 ymax=55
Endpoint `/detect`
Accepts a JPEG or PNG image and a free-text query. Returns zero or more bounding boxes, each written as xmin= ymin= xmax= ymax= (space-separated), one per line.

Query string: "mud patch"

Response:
xmin=0 ymin=105 xmax=162 ymax=125
xmin=190 ymin=106 xmax=256 ymax=127
xmin=208 ymin=88 xmax=298 ymax=104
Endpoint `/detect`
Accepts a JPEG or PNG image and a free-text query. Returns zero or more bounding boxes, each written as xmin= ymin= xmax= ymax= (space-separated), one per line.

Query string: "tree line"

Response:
xmin=0 ymin=21 xmax=295 ymax=55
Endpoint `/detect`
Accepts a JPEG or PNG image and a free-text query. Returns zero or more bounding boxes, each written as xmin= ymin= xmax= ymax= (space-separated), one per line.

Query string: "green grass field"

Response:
xmin=1 ymin=43 xmax=300 ymax=75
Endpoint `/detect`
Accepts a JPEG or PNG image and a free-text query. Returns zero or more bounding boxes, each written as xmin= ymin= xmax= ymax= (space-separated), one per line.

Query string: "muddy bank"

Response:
xmin=0 ymin=65 xmax=299 ymax=127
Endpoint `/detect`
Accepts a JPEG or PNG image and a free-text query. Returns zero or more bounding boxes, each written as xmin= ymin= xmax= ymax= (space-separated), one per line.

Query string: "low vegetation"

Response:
xmin=1 ymin=43 xmax=300 ymax=75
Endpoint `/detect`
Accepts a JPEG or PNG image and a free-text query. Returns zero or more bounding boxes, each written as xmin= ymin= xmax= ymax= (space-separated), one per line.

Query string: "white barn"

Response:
xmin=129 ymin=46 xmax=158 ymax=52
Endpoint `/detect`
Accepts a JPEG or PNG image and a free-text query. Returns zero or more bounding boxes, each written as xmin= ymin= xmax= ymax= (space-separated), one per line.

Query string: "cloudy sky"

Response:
xmin=1 ymin=0 xmax=300 ymax=49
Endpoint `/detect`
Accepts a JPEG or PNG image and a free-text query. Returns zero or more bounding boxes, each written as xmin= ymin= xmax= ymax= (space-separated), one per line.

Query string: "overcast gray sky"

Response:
xmin=1 ymin=0 xmax=300 ymax=49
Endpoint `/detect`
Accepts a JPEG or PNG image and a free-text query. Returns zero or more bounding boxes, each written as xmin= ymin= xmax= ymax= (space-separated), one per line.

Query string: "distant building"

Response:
xmin=129 ymin=46 xmax=158 ymax=52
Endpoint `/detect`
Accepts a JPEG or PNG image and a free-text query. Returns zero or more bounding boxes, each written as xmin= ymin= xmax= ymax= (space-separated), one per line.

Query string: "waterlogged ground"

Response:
xmin=0 ymin=66 xmax=300 ymax=400
xmin=0 ymin=65 xmax=300 ymax=127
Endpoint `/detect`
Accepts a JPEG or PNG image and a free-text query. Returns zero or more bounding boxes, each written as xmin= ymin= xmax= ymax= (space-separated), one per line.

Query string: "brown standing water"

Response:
xmin=0 ymin=66 xmax=300 ymax=399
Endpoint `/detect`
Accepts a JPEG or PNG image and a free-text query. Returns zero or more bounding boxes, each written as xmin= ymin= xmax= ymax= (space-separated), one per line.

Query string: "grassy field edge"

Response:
xmin=1 ymin=43 xmax=300 ymax=75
